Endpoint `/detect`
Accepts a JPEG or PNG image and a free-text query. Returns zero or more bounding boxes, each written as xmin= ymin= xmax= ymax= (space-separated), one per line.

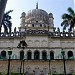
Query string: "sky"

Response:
xmin=5 ymin=0 xmax=74 ymax=31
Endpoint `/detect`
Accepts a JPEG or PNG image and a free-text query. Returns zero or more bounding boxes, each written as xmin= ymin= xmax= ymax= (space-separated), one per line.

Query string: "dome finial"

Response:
xmin=36 ymin=2 xmax=38 ymax=9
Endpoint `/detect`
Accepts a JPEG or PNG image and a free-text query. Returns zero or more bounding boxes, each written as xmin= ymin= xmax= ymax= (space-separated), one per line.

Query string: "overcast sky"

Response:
xmin=5 ymin=0 xmax=74 ymax=31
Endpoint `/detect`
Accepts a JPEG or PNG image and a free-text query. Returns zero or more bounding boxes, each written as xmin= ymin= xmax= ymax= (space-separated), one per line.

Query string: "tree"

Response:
xmin=61 ymin=7 xmax=75 ymax=31
xmin=0 ymin=0 xmax=8 ymax=26
xmin=0 ymin=10 xmax=13 ymax=34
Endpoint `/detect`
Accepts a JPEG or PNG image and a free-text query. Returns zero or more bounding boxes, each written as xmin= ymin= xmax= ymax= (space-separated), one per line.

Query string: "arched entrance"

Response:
xmin=27 ymin=51 xmax=32 ymax=60
xmin=68 ymin=51 xmax=73 ymax=59
xmin=20 ymin=50 xmax=24 ymax=60
xmin=50 ymin=51 xmax=54 ymax=60
xmin=1 ymin=51 xmax=6 ymax=59
xmin=34 ymin=51 xmax=40 ymax=60
xmin=42 ymin=51 xmax=47 ymax=60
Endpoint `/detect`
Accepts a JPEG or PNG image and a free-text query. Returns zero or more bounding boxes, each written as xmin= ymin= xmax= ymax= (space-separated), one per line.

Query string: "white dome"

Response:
xmin=25 ymin=9 xmax=49 ymax=24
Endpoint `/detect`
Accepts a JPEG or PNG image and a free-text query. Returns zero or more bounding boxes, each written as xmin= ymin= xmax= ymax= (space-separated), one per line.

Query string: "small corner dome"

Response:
xmin=49 ymin=13 xmax=53 ymax=18
xmin=21 ymin=12 xmax=26 ymax=17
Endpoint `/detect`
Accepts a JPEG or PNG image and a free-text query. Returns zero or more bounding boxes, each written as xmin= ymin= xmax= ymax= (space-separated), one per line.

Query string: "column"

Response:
xmin=32 ymin=51 xmax=34 ymax=59
xmin=40 ymin=51 xmax=42 ymax=59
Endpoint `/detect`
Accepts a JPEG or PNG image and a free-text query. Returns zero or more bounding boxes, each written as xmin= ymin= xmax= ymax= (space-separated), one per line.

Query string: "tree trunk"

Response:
xmin=0 ymin=0 xmax=8 ymax=26
xmin=0 ymin=26 xmax=1 ymax=36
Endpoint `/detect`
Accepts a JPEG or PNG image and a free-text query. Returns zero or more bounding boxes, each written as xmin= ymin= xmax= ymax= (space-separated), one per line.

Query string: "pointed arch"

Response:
xmin=50 ymin=51 xmax=54 ymax=60
xmin=27 ymin=50 xmax=32 ymax=60
xmin=1 ymin=50 xmax=6 ymax=59
xmin=27 ymin=40 xmax=33 ymax=47
xmin=34 ymin=40 xmax=40 ymax=47
xmin=42 ymin=50 xmax=47 ymax=60
xmin=67 ymin=51 xmax=73 ymax=59
xmin=20 ymin=50 xmax=24 ymax=60
xmin=42 ymin=40 xmax=47 ymax=47
xmin=34 ymin=50 xmax=40 ymax=60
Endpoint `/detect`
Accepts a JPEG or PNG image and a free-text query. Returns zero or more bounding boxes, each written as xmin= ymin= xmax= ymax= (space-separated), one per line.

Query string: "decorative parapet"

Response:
xmin=0 ymin=30 xmax=75 ymax=38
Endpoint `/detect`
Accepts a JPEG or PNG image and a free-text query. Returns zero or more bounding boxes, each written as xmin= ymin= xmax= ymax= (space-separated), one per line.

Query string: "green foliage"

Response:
xmin=1 ymin=10 xmax=13 ymax=34
xmin=72 ymin=71 xmax=75 ymax=75
xmin=61 ymin=7 xmax=75 ymax=31
xmin=0 ymin=72 xmax=2 ymax=75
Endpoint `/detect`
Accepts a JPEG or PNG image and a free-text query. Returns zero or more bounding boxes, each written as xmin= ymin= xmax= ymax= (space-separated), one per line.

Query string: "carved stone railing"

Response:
xmin=0 ymin=31 xmax=26 ymax=38
xmin=49 ymin=32 xmax=74 ymax=37
xmin=0 ymin=30 xmax=75 ymax=38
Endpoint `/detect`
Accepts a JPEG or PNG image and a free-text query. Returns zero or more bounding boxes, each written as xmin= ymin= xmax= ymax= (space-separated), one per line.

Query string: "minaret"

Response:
xmin=20 ymin=12 xmax=26 ymax=27
xmin=36 ymin=2 xmax=38 ymax=9
xmin=49 ymin=13 xmax=54 ymax=27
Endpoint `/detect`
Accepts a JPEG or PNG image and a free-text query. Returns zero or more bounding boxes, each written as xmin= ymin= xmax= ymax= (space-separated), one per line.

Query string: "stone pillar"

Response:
xmin=20 ymin=12 xmax=25 ymax=27
xmin=47 ymin=50 xmax=50 ymax=59
xmin=32 ymin=51 xmax=34 ymax=59
xmin=40 ymin=51 xmax=42 ymax=59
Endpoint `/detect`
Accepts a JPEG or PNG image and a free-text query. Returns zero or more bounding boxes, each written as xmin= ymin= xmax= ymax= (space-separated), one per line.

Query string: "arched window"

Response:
xmin=1 ymin=51 xmax=6 ymax=59
xmin=34 ymin=40 xmax=40 ymax=47
xmin=68 ymin=51 xmax=73 ymax=59
xmin=20 ymin=51 xmax=24 ymax=60
xmin=34 ymin=51 xmax=40 ymax=60
xmin=27 ymin=51 xmax=32 ymax=60
xmin=50 ymin=51 xmax=54 ymax=60
xmin=42 ymin=40 xmax=47 ymax=47
xmin=42 ymin=51 xmax=47 ymax=60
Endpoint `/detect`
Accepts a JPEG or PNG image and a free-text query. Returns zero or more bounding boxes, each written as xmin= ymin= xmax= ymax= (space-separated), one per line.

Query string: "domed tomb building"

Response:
xmin=0 ymin=3 xmax=75 ymax=75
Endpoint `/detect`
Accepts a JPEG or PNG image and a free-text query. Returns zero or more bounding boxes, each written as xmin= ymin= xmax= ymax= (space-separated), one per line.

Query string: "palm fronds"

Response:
xmin=61 ymin=7 xmax=75 ymax=31
xmin=1 ymin=10 xmax=13 ymax=33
